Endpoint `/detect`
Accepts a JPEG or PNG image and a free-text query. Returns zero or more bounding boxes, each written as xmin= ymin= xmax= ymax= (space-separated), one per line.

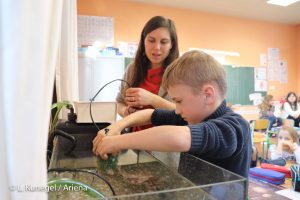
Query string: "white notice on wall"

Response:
xmin=279 ymin=60 xmax=288 ymax=84
xmin=267 ymin=48 xmax=281 ymax=81
xmin=255 ymin=67 xmax=267 ymax=80
xmin=268 ymin=59 xmax=281 ymax=81
xmin=117 ymin=41 xmax=138 ymax=58
xmin=249 ymin=93 xmax=262 ymax=105
xmin=268 ymin=48 xmax=280 ymax=60
xmin=255 ymin=80 xmax=267 ymax=92
xmin=260 ymin=53 xmax=267 ymax=66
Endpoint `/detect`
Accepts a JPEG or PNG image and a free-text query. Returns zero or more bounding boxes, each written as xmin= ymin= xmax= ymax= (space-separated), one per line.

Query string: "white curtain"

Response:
xmin=0 ymin=0 xmax=63 ymax=199
xmin=56 ymin=0 xmax=79 ymax=119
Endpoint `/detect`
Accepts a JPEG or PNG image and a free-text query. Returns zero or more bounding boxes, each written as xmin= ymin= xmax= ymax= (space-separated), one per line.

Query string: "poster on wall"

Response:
xmin=117 ymin=41 xmax=139 ymax=58
xmin=255 ymin=67 xmax=267 ymax=80
xmin=268 ymin=48 xmax=280 ymax=60
xmin=267 ymin=48 xmax=281 ymax=81
xmin=249 ymin=93 xmax=262 ymax=105
xmin=260 ymin=53 xmax=267 ymax=66
xmin=255 ymin=80 xmax=267 ymax=92
xmin=254 ymin=67 xmax=267 ymax=92
xmin=77 ymin=15 xmax=114 ymax=47
xmin=279 ymin=60 xmax=288 ymax=84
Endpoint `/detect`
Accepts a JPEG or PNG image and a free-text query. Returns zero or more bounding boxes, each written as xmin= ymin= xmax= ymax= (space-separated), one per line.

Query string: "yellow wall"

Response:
xmin=77 ymin=0 xmax=299 ymax=100
xmin=297 ymin=25 xmax=300 ymax=94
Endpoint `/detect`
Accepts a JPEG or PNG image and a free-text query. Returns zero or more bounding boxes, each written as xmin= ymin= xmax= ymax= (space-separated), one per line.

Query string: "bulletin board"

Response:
xmin=77 ymin=15 xmax=114 ymax=47
xmin=224 ymin=65 xmax=266 ymax=105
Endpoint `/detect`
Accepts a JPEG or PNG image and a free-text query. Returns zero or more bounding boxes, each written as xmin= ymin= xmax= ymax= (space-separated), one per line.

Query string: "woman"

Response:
xmin=283 ymin=92 xmax=300 ymax=127
xmin=116 ymin=16 xmax=178 ymax=121
xmin=115 ymin=16 xmax=180 ymax=169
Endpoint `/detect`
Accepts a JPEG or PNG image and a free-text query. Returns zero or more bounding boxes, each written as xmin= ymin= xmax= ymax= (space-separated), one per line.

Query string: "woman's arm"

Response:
xmin=116 ymin=63 xmax=134 ymax=117
xmin=151 ymin=94 xmax=176 ymax=109
xmin=125 ymin=88 xmax=175 ymax=110
xmin=93 ymin=109 xmax=155 ymax=153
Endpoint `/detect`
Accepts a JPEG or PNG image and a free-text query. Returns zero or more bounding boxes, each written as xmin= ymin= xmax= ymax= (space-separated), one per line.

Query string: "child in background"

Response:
xmin=93 ymin=50 xmax=252 ymax=179
xmin=283 ymin=92 xmax=300 ymax=127
xmin=258 ymin=95 xmax=282 ymax=129
xmin=269 ymin=126 xmax=300 ymax=164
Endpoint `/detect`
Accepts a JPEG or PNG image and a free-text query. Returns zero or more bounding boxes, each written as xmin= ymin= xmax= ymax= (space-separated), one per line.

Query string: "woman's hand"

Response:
xmin=125 ymin=88 xmax=155 ymax=107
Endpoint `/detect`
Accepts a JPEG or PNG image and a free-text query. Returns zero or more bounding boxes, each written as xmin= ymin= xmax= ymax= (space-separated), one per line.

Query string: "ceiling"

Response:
xmin=127 ymin=0 xmax=300 ymax=25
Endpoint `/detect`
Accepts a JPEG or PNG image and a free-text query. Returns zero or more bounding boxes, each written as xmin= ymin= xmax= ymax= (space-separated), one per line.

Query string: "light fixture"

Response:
xmin=189 ymin=48 xmax=240 ymax=57
xmin=267 ymin=0 xmax=300 ymax=7
xmin=189 ymin=48 xmax=240 ymax=65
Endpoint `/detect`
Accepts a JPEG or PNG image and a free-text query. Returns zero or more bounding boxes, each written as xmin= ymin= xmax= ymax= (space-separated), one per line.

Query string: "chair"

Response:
xmin=251 ymin=119 xmax=270 ymax=159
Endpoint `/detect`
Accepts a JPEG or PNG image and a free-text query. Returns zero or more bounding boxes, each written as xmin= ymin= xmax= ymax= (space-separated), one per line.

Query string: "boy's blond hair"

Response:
xmin=162 ymin=50 xmax=227 ymax=98
xmin=280 ymin=126 xmax=298 ymax=144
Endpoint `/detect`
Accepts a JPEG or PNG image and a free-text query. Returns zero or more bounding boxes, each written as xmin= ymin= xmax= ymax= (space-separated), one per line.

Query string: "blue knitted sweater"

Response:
xmin=151 ymin=100 xmax=251 ymax=178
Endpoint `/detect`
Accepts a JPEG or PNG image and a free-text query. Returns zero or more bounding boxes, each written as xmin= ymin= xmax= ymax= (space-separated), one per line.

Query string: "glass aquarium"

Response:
xmin=48 ymin=132 xmax=247 ymax=199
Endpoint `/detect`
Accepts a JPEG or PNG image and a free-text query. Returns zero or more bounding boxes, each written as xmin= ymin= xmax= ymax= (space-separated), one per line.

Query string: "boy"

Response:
xmin=93 ymin=50 xmax=252 ymax=178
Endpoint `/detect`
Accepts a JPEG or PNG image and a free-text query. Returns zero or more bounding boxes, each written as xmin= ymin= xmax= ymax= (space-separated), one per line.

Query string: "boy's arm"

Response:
xmin=93 ymin=109 xmax=154 ymax=153
xmin=187 ymin=117 xmax=250 ymax=159
xmin=94 ymin=125 xmax=191 ymax=158
xmin=121 ymin=126 xmax=191 ymax=151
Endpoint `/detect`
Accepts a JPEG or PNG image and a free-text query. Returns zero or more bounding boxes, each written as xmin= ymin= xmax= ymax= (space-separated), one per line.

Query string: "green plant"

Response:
xmin=49 ymin=100 xmax=72 ymax=134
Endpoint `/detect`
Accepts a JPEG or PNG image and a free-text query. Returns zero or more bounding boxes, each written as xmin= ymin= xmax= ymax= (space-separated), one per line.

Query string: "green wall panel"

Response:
xmin=224 ymin=65 xmax=266 ymax=105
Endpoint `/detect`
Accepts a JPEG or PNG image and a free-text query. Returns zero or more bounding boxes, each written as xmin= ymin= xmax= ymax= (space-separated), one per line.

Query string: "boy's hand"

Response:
xmin=92 ymin=132 xmax=106 ymax=155
xmin=92 ymin=124 xmax=122 ymax=153
xmin=93 ymin=135 xmax=122 ymax=160
xmin=125 ymin=88 xmax=155 ymax=107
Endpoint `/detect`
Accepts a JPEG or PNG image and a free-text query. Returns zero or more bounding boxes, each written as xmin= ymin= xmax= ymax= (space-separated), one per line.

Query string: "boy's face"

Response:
xmin=168 ymin=84 xmax=207 ymax=124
